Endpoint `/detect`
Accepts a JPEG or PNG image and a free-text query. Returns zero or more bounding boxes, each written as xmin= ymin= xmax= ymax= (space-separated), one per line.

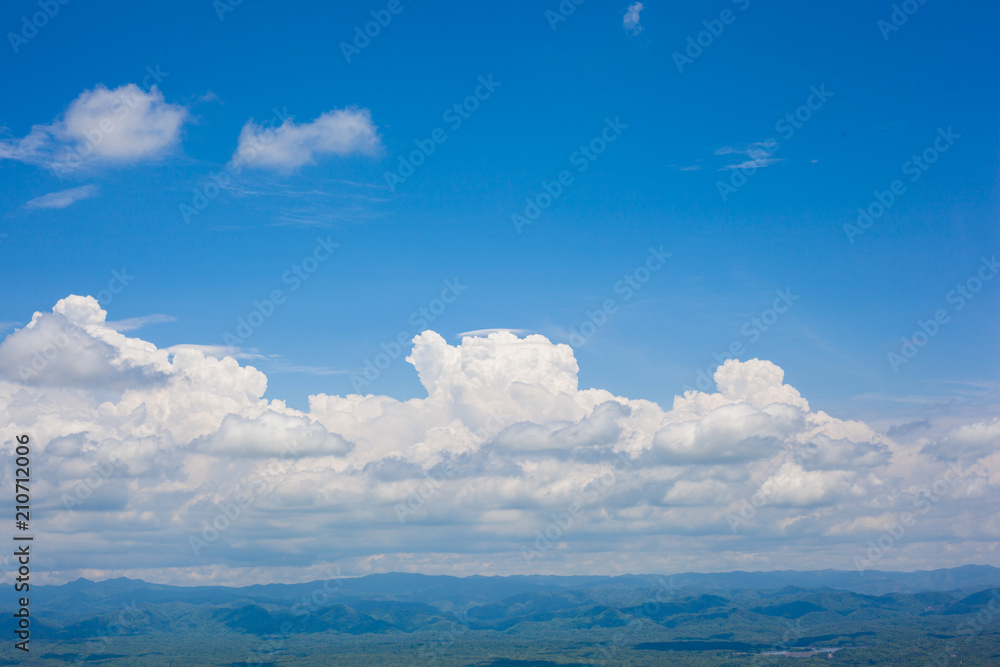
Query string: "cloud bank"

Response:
xmin=0 ymin=296 xmax=996 ymax=585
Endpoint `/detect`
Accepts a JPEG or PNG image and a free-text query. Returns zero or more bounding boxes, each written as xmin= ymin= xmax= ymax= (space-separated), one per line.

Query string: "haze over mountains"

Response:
xmin=15 ymin=566 xmax=1000 ymax=665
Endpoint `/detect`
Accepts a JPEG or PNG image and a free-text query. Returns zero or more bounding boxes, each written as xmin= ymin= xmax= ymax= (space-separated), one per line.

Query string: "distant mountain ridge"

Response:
xmin=39 ymin=563 xmax=1000 ymax=601
xmin=22 ymin=566 xmax=1000 ymax=665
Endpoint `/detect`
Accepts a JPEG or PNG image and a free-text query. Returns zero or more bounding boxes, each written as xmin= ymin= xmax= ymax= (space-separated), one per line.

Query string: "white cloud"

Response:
xmin=60 ymin=84 xmax=187 ymax=160
xmin=25 ymin=184 xmax=99 ymax=209
xmin=716 ymin=141 xmax=783 ymax=170
xmin=234 ymin=108 xmax=381 ymax=170
xmin=923 ymin=417 xmax=1000 ymax=461
xmin=0 ymin=296 xmax=996 ymax=585
xmin=623 ymin=2 xmax=644 ymax=34
xmin=195 ymin=412 xmax=353 ymax=458
xmin=0 ymin=84 xmax=187 ymax=171
xmin=106 ymin=314 xmax=176 ymax=332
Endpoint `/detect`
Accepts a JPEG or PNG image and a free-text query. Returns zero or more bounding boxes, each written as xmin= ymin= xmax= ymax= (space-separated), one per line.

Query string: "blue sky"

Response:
xmin=2 ymin=0 xmax=997 ymax=415
xmin=0 ymin=1 xmax=998 ymax=583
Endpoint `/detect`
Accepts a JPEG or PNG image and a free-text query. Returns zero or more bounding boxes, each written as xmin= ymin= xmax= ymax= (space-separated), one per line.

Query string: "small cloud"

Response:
xmin=196 ymin=91 xmax=222 ymax=105
xmin=679 ymin=165 xmax=702 ymax=171
xmin=716 ymin=141 xmax=782 ymax=170
xmin=25 ymin=184 xmax=98 ymax=209
xmin=106 ymin=314 xmax=176 ymax=332
xmin=623 ymin=2 xmax=644 ymax=35
xmin=0 ymin=84 xmax=188 ymax=172
xmin=234 ymin=108 xmax=381 ymax=171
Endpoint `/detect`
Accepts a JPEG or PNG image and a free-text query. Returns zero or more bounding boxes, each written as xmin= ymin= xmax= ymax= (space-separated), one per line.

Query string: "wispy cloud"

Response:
xmin=165 ymin=344 xmax=266 ymax=361
xmin=164 ymin=343 xmax=346 ymax=376
xmin=106 ymin=313 xmax=176 ymax=331
xmin=850 ymin=392 xmax=957 ymax=405
xmin=25 ymin=184 xmax=99 ymax=209
xmin=268 ymin=211 xmax=344 ymax=228
xmin=623 ymin=2 xmax=644 ymax=35
xmin=716 ymin=141 xmax=782 ymax=170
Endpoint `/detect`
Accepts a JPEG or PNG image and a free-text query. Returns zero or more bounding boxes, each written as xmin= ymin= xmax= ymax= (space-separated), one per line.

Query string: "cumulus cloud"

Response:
xmin=59 ymin=84 xmax=187 ymax=160
xmin=0 ymin=296 xmax=996 ymax=585
xmin=0 ymin=299 xmax=168 ymax=390
xmin=623 ymin=3 xmax=644 ymax=35
xmin=234 ymin=108 xmax=381 ymax=170
xmin=0 ymin=84 xmax=187 ymax=170
xmin=25 ymin=184 xmax=99 ymax=209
